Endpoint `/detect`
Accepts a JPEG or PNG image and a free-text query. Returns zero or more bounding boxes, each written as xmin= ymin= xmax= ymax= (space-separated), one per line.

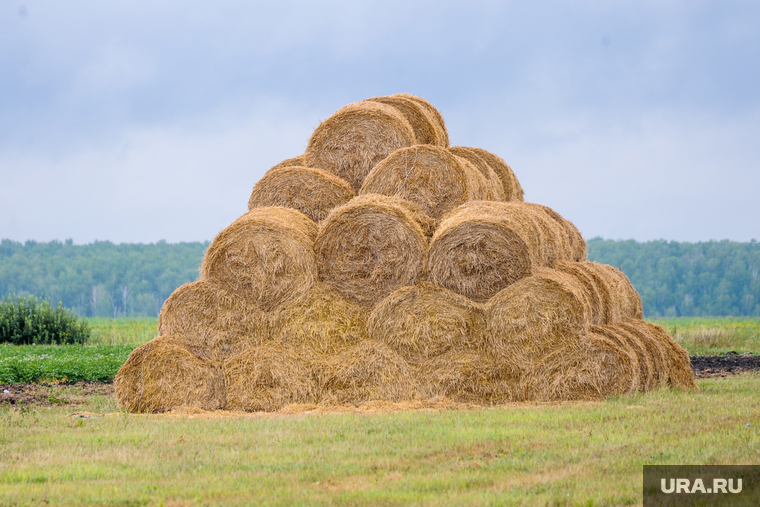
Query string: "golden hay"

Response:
xmin=360 ymin=145 xmax=493 ymax=219
xmin=367 ymin=282 xmax=487 ymax=364
xmin=317 ymin=340 xmax=418 ymax=405
xmin=555 ymin=261 xmax=606 ymax=326
xmin=428 ymin=201 xmax=573 ymax=301
xmin=158 ymin=280 xmax=269 ymax=362
xmin=304 ymin=101 xmax=416 ymax=192
xmin=448 ymin=146 xmax=507 ymax=201
xmin=613 ymin=319 xmax=670 ymax=388
xmin=520 ymin=332 xmax=639 ymax=402
xmin=247 ymin=166 xmax=355 ymax=222
xmin=591 ymin=263 xmax=644 ymax=320
xmin=270 ymin=155 xmax=307 ymax=171
xmin=590 ymin=324 xmax=652 ymax=391
xmin=467 ymin=147 xmax=524 ymax=201
xmin=314 ymin=194 xmax=428 ymax=307
xmin=269 ymin=282 xmax=368 ymax=357
xmin=618 ymin=318 xmax=696 ymax=389
xmin=485 ymin=268 xmax=592 ymax=366
xmin=200 ymin=207 xmax=318 ymax=311
xmin=115 ymin=336 xmax=226 ymax=413
xmin=393 ymin=93 xmax=449 ymax=147
xmin=224 ymin=343 xmax=316 ymax=412
xmin=366 ymin=94 xmax=444 ymax=146
xmin=522 ymin=203 xmax=586 ymax=261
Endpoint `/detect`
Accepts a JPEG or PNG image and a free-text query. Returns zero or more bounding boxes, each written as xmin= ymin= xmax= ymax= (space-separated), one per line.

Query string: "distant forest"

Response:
xmin=1 ymin=237 xmax=758 ymax=317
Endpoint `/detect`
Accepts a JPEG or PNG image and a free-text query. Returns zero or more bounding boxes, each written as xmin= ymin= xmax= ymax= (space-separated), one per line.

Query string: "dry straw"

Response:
xmin=248 ymin=165 xmax=355 ymax=223
xmin=269 ymin=282 xmax=368 ymax=357
xmin=591 ymin=323 xmax=653 ymax=391
xmin=366 ymin=94 xmax=445 ymax=146
xmin=448 ymin=146 xmax=507 ymax=201
xmin=613 ymin=319 xmax=670 ymax=387
xmin=304 ymin=101 xmax=416 ymax=192
xmin=315 ymin=194 xmax=429 ymax=307
xmin=393 ymin=93 xmax=450 ymax=147
xmin=270 ymin=155 xmax=307 ymax=171
xmin=115 ymin=335 xmax=226 ymax=413
xmin=360 ymin=145 xmax=494 ymax=219
xmin=367 ymin=282 xmax=487 ymax=364
xmin=467 ymin=147 xmax=524 ymax=201
xmin=224 ymin=343 xmax=316 ymax=412
xmin=523 ymin=203 xmax=586 ymax=262
xmin=201 ymin=207 xmax=318 ymax=312
xmin=158 ymin=280 xmax=269 ymax=362
xmin=592 ymin=264 xmax=644 ymax=320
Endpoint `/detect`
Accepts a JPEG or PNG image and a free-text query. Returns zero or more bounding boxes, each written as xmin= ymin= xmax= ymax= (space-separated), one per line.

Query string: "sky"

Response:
xmin=1 ymin=0 xmax=758 ymax=244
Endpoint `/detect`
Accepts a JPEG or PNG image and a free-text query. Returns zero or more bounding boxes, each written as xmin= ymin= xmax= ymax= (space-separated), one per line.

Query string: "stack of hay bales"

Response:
xmin=115 ymin=93 xmax=695 ymax=413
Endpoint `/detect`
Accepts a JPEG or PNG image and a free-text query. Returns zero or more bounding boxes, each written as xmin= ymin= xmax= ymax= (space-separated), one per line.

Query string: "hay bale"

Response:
xmin=315 ymin=194 xmax=428 ymax=307
xmin=270 ymin=283 xmax=368 ymax=357
xmin=555 ymin=261 xmax=606 ymax=326
xmin=115 ymin=336 xmax=226 ymax=413
xmin=304 ymin=101 xmax=416 ymax=192
xmin=614 ymin=319 xmax=670 ymax=388
xmin=590 ymin=324 xmax=652 ymax=392
xmin=360 ymin=145 xmax=493 ymax=219
xmin=248 ymin=166 xmax=355 ymax=222
xmin=521 ymin=332 xmax=639 ymax=401
xmin=485 ymin=268 xmax=592 ymax=367
xmin=318 ymin=340 xmax=417 ymax=405
xmin=448 ymin=146 xmax=507 ymax=201
xmin=428 ymin=201 xmax=572 ymax=301
xmin=200 ymin=207 xmax=318 ymax=311
xmin=393 ymin=93 xmax=449 ymax=147
xmin=467 ymin=147 xmax=524 ymax=201
xmin=270 ymin=155 xmax=306 ymax=170
xmin=158 ymin=281 xmax=270 ymax=362
xmin=367 ymin=282 xmax=487 ymax=364
xmin=366 ymin=94 xmax=445 ymax=146
xmin=592 ymin=264 xmax=644 ymax=320
xmin=224 ymin=343 xmax=315 ymax=412
xmin=618 ymin=318 xmax=696 ymax=389
xmin=523 ymin=203 xmax=586 ymax=261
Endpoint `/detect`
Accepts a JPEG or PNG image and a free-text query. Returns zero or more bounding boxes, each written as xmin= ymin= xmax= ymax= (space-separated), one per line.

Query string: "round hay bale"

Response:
xmin=360 ymin=145 xmax=493 ymax=219
xmin=560 ymin=261 xmax=617 ymax=324
xmin=523 ymin=203 xmax=586 ymax=261
xmin=485 ymin=268 xmax=592 ymax=366
xmin=592 ymin=264 xmax=644 ymax=320
xmin=318 ymin=340 xmax=417 ymax=405
xmin=200 ymin=207 xmax=318 ymax=311
xmin=114 ymin=336 xmax=226 ymax=413
xmin=366 ymin=95 xmax=444 ymax=146
xmin=248 ymin=166 xmax=355 ymax=222
xmin=270 ymin=155 xmax=306 ymax=171
xmin=521 ymin=332 xmax=639 ymax=401
xmin=315 ymin=194 xmax=428 ymax=307
xmin=367 ymin=282 xmax=487 ymax=364
xmin=591 ymin=323 xmax=655 ymax=392
xmin=428 ymin=201 xmax=572 ymax=301
xmin=618 ymin=318 xmax=696 ymax=389
xmin=448 ymin=146 xmax=507 ymax=201
xmin=467 ymin=147 xmax=524 ymax=201
xmin=614 ymin=319 xmax=670 ymax=388
xmin=158 ymin=281 xmax=270 ymax=362
xmin=393 ymin=93 xmax=449 ymax=147
xmin=304 ymin=101 xmax=416 ymax=192
xmin=224 ymin=343 xmax=315 ymax=412
xmin=555 ymin=261 xmax=606 ymax=326
xmin=270 ymin=283 xmax=368 ymax=357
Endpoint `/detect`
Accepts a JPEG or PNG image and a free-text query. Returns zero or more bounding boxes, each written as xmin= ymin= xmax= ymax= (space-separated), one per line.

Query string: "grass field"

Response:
xmin=87 ymin=317 xmax=158 ymax=346
xmin=650 ymin=317 xmax=760 ymax=356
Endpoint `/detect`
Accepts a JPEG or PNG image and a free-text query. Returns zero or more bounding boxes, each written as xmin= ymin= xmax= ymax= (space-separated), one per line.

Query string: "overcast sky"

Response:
xmin=1 ymin=1 xmax=758 ymax=244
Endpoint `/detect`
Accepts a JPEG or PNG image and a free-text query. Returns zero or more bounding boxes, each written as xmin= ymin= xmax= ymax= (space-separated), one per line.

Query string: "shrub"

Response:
xmin=0 ymin=295 xmax=89 ymax=345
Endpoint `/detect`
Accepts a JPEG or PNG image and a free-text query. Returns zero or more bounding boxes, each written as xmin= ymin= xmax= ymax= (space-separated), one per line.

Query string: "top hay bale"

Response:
xmin=200 ymin=207 xmax=318 ymax=312
xmin=366 ymin=94 xmax=448 ymax=147
xmin=304 ymin=101 xmax=417 ymax=192
xmin=395 ymin=93 xmax=450 ymax=147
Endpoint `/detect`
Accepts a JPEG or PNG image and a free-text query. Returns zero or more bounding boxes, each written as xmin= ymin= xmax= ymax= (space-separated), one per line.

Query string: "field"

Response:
xmin=651 ymin=317 xmax=760 ymax=356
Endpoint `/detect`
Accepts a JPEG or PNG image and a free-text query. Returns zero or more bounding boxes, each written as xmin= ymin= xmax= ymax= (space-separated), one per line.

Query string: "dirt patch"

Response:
xmin=690 ymin=353 xmax=760 ymax=379
xmin=0 ymin=381 xmax=114 ymax=407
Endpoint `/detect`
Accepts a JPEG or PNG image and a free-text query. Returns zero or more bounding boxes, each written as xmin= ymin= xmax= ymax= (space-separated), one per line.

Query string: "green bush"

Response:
xmin=0 ymin=295 xmax=90 ymax=345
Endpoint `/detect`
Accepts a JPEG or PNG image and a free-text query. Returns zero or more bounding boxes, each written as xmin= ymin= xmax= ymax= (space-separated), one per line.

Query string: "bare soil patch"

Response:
xmin=690 ymin=352 xmax=760 ymax=378
xmin=0 ymin=381 xmax=113 ymax=407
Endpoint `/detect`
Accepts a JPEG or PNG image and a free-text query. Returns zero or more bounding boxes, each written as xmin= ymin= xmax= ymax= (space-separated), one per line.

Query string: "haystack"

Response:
xmin=467 ymin=147 xmax=524 ymax=201
xmin=359 ymin=145 xmax=493 ymax=219
xmin=224 ymin=343 xmax=315 ymax=412
xmin=448 ymin=146 xmax=507 ymax=201
xmin=520 ymin=332 xmax=639 ymax=401
xmin=200 ymin=207 xmax=318 ymax=311
xmin=485 ymin=268 xmax=592 ymax=366
xmin=315 ymin=194 xmax=428 ymax=307
xmin=269 ymin=282 xmax=368 ymax=357
xmin=304 ymin=101 xmax=416 ymax=191
xmin=613 ymin=319 xmax=669 ymax=387
xmin=393 ymin=93 xmax=449 ymax=147
xmin=366 ymin=94 xmax=445 ymax=146
xmin=367 ymin=282 xmax=487 ymax=364
xmin=114 ymin=335 xmax=226 ymax=413
xmin=522 ymin=203 xmax=586 ymax=262
xmin=247 ymin=166 xmax=355 ymax=222
xmin=158 ymin=280 xmax=269 ymax=362
xmin=591 ymin=324 xmax=655 ymax=391
xmin=318 ymin=340 xmax=418 ymax=405
xmin=428 ymin=201 xmax=573 ymax=301
xmin=270 ymin=155 xmax=307 ymax=171
xmin=617 ymin=318 xmax=696 ymax=389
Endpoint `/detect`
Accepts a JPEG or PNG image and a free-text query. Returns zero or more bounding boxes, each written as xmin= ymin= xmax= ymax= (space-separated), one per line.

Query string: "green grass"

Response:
xmin=650 ymin=317 xmax=760 ymax=356
xmin=1 ymin=374 xmax=759 ymax=506
xmin=0 ymin=344 xmax=133 ymax=383
xmin=86 ymin=317 xmax=157 ymax=346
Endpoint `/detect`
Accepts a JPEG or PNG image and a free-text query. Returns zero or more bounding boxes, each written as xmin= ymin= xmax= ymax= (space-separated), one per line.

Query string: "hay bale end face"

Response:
xmin=315 ymin=194 xmax=428 ymax=307
xmin=114 ymin=336 xmax=226 ymax=413
xmin=305 ymin=101 xmax=416 ymax=192
xmin=200 ymin=207 xmax=318 ymax=312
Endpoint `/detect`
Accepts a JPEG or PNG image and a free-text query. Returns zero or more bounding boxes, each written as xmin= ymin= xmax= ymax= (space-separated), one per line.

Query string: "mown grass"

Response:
xmin=1 ymin=374 xmax=758 ymax=506
xmin=650 ymin=317 xmax=760 ymax=356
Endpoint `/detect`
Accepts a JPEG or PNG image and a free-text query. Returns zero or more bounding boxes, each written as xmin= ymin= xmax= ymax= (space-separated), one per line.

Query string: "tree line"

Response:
xmin=0 ymin=237 xmax=758 ymax=317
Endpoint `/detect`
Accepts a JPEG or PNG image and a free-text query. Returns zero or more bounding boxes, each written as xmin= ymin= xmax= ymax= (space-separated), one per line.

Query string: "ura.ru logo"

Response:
xmin=661 ymin=478 xmax=742 ymax=494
